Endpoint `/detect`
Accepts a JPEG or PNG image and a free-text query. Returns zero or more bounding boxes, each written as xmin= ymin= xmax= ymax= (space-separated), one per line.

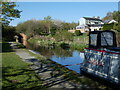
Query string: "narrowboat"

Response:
xmin=80 ymin=30 xmax=120 ymax=85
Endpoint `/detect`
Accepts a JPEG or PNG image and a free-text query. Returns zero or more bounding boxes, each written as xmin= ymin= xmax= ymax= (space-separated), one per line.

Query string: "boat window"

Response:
xmin=101 ymin=32 xmax=113 ymax=46
xmin=90 ymin=34 xmax=97 ymax=46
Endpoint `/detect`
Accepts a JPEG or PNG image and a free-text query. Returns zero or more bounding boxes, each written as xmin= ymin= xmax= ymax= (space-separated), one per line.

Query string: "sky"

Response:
xmin=10 ymin=2 xmax=118 ymax=26
xmin=10 ymin=0 xmax=120 ymax=2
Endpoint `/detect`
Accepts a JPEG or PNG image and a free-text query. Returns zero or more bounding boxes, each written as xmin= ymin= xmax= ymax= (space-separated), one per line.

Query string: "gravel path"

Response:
xmin=10 ymin=42 xmax=90 ymax=89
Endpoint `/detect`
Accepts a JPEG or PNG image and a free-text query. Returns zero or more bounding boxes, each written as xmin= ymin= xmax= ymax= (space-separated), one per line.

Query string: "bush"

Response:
xmin=75 ymin=30 xmax=82 ymax=36
xmin=113 ymin=23 xmax=120 ymax=30
xmin=2 ymin=26 xmax=17 ymax=41
xmin=54 ymin=30 xmax=73 ymax=42
xmin=70 ymin=43 xmax=87 ymax=51
xmin=60 ymin=42 xmax=70 ymax=49
xmin=102 ymin=23 xmax=114 ymax=30
xmin=50 ymin=25 xmax=57 ymax=36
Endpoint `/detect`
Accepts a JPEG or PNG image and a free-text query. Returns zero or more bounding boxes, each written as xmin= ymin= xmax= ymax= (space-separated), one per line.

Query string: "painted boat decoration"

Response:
xmin=80 ymin=30 xmax=120 ymax=84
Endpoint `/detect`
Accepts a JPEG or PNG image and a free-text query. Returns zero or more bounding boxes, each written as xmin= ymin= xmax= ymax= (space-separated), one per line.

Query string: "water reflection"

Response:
xmin=51 ymin=51 xmax=83 ymax=73
xmin=26 ymin=42 xmax=83 ymax=73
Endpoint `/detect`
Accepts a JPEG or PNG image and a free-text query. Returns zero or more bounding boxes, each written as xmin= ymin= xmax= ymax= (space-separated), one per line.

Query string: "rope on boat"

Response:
xmin=63 ymin=63 xmax=83 ymax=66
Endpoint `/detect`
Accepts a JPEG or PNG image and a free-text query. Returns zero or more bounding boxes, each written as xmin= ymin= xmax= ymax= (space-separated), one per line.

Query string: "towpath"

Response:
xmin=9 ymin=42 xmax=94 ymax=89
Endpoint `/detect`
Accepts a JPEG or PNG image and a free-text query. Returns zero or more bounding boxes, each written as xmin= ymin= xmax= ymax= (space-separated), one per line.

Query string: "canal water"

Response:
xmin=26 ymin=42 xmax=83 ymax=73
xmin=50 ymin=51 xmax=83 ymax=73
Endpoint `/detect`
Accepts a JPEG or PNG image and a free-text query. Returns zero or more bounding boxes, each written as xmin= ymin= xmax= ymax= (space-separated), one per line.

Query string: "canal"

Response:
xmin=24 ymin=42 xmax=117 ymax=89
xmin=26 ymin=42 xmax=83 ymax=73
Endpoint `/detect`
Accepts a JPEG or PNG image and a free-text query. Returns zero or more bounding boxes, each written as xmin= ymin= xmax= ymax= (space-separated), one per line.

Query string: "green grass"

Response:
xmin=2 ymin=52 xmax=29 ymax=68
xmin=2 ymin=42 xmax=43 ymax=89
xmin=73 ymin=33 xmax=89 ymax=44
xmin=70 ymin=43 xmax=88 ymax=51
xmin=23 ymin=49 xmax=46 ymax=61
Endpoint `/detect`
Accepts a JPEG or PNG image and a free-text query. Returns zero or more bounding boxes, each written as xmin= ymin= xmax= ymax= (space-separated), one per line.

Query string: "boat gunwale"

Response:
xmin=85 ymin=48 xmax=120 ymax=55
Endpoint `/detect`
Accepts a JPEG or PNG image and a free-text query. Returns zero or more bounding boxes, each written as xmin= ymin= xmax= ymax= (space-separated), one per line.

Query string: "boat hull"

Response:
xmin=80 ymin=48 xmax=120 ymax=85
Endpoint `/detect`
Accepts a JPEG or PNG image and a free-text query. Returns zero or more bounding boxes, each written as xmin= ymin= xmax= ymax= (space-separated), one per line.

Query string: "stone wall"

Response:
xmin=20 ymin=33 xmax=27 ymax=46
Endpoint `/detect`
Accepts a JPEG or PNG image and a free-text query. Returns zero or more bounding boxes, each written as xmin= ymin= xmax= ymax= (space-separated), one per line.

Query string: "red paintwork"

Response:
xmin=85 ymin=48 xmax=120 ymax=55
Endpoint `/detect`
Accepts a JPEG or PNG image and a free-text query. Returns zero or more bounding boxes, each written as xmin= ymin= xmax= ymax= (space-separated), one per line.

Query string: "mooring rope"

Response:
xmin=63 ymin=63 xmax=83 ymax=66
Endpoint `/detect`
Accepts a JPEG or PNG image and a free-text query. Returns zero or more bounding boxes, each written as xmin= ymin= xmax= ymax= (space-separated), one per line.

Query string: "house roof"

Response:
xmin=83 ymin=17 xmax=103 ymax=21
xmin=108 ymin=20 xmax=117 ymax=23
xmin=103 ymin=19 xmax=117 ymax=23
xmin=104 ymin=20 xmax=111 ymax=23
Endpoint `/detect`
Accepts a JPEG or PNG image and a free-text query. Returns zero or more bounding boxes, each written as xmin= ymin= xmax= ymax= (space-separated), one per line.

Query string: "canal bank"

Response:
xmin=27 ymin=34 xmax=88 ymax=51
xmin=10 ymin=42 xmax=89 ymax=89
xmin=9 ymin=42 xmax=112 ymax=89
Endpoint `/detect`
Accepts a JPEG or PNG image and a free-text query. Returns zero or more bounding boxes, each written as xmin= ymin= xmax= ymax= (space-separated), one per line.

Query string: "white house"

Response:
xmin=76 ymin=17 xmax=104 ymax=32
xmin=108 ymin=20 xmax=117 ymax=24
xmin=104 ymin=19 xmax=117 ymax=24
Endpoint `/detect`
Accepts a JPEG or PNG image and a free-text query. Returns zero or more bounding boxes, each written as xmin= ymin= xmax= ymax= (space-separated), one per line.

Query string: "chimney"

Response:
xmin=93 ymin=16 xmax=95 ymax=18
xmin=97 ymin=16 xmax=100 ymax=19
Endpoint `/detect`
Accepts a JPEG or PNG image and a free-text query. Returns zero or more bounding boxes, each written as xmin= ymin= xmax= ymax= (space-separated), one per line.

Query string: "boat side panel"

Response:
xmin=81 ymin=48 xmax=120 ymax=84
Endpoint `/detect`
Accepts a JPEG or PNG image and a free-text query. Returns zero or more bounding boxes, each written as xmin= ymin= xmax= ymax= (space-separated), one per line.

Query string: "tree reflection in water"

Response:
xmin=26 ymin=42 xmax=73 ymax=58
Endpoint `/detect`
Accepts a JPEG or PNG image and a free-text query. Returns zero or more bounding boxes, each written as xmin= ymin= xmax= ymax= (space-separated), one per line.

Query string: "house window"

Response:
xmin=95 ymin=22 xmax=98 ymax=24
xmin=86 ymin=20 xmax=89 ymax=24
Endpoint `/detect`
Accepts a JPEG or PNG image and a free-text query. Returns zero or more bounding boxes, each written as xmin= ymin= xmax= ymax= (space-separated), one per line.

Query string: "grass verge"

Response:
xmin=2 ymin=42 xmax=43 ymax=89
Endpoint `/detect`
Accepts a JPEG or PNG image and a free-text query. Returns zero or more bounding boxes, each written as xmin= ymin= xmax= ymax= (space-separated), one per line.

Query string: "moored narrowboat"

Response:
xmin=80 ymin=30 xmax=120 ymax=85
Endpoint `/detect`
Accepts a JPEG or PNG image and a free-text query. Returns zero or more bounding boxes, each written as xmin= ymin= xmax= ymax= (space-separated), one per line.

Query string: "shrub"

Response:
xmin=54 ymin=30 xmax=73 ymax=42
xmin=60 ymin=42 xmax=70 ymax=49
xmin=50 ymin=25 xmax=57 ymax=36
xmin=2 ymin=26 xmax=17 ymax=41
xmin=102 ymin=23 xmax=114 ymax=30
xmin=75 ymin=30 xmax=82 ymax=36
xmin=113 ymin=23 xmax=120 ymax=31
